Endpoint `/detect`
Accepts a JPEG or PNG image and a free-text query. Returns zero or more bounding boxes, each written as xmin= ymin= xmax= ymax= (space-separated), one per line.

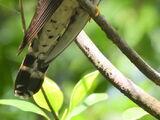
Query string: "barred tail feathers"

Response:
xmin=14 ymin=54 xmax=48 ymax=99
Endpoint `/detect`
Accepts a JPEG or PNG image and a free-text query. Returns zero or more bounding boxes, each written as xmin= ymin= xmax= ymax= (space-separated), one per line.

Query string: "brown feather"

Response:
xmin=18 ymin=0 xmax=63 ymax=54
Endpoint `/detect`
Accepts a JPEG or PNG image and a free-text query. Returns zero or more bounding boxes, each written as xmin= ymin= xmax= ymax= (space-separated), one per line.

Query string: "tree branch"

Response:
xmin=76 ymin=31 xmax=160 ymax=119
xmin=77 ymin=0 xmax=160 ymax=85
xmin=19 ymin=0 xmax=26 ymax=34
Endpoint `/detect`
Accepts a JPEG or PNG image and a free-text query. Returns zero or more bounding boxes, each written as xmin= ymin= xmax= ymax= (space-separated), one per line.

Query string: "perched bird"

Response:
xmin=14 ymin=0 xmax=99 ymax=99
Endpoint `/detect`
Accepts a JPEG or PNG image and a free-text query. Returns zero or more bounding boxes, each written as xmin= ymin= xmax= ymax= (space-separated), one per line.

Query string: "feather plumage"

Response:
xmin=18 ymin=0 xmax=63 ymax=54
xmin=15 ymin=0 xmax=100 ymax=98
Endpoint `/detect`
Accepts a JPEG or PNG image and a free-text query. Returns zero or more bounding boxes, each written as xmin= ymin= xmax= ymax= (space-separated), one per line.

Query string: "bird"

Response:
xmin=14 ymin=0 xmax=99 ymax=99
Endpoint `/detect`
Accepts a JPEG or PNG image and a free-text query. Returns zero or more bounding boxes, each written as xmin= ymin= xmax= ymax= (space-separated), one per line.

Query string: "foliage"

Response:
xmin=0 ymin=0 xmax=160 ymax=119
xmin=0 ymin=99 xmax=49 ymax=120
xmin=33 ymin=77 xmax=64 ymax=112
xmin=0 ymin=72 xmax=108 ymax=120
xmin=122 ymin=107 xmax=156 ymax=120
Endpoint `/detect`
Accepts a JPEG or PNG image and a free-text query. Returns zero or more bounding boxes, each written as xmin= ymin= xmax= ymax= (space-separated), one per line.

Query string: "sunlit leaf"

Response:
xmin=122 ymin=107 xmax=155 ymax=120
xmin=61 ymin=108 xmax=68 ymax=120
xmin=139 ymin=114 xmax=156 ymax=120
xmin=0 ymin=99 xmax=49 ymax=120
xmin=67 ymin=93 xmax=107 ymax=120
xmin=33 ymin=77 xmax=64 ymax=112
xmin=69 ymin=71 xmax=99 ymax=112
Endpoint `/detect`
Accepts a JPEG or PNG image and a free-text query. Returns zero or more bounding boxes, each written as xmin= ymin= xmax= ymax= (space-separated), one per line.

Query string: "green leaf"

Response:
xmin=122 ymin=107 xmax=155 ymax=120
xmin=61 ymin=108 xmax=68 ymax=120
xmin=69 ymin=71 xmax=99 ymax=112
xmin=33 ymin=77 xmax=64 ymax=112
xmin=139 ymin=114 xmax=156 ymax=120
xmin=67 ymin=93 xmax=108 ymax=120
xmin=0 ymin=99 xmax=50 ymax=120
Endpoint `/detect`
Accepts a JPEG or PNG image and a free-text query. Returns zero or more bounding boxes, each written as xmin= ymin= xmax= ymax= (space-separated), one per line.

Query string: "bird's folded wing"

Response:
xmin=18 ymin=0 xmax=63 ymax=54
xmin=44 ymin=0 xmax=100 ymax=64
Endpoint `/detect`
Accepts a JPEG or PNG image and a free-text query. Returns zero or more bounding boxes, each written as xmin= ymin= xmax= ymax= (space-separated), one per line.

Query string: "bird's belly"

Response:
xmin=33 ymin=0 xmax=79 ymax=59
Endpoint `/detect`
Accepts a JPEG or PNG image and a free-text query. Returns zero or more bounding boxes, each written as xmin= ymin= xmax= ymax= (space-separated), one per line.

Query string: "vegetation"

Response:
xmin=0 ymin=0 xmax=160 ymax=119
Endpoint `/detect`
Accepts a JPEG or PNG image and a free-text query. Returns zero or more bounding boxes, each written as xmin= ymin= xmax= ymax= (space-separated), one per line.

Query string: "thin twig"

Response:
xmin=19 ymin=1 xmax=59 ymax=120
xmin=19 ymin=0 xmax=26 ymax=33
xmin=76 ymin=31 xmax=160 ymax=119
xmin=41 ymin=87 xmax=59 ymax=120
xmin=77 ymin=0 xmax=160 ymax=85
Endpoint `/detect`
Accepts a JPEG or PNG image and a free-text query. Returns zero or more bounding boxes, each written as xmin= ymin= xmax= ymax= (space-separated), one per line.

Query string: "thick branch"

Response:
xmin=76 ymin=31 xmax=160 ymax=119
xmin=77 ymin=0 xmax=160 ymax=85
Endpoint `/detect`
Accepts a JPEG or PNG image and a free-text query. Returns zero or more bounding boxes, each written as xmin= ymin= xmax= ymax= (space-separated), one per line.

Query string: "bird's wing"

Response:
xmin=44 ymin=0 xmax=100 ymax=64
xmin=18 ymin=0 xmax=63 ymax=54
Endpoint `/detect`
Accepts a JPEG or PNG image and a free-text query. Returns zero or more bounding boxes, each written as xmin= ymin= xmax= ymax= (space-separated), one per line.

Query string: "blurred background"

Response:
xmin=0 ymin=0 xmax=160 ymax=119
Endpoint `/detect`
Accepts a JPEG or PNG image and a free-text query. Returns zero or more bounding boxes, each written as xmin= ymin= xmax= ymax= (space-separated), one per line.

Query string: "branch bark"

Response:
xmin=76 ymin=31 xmax=160 ymax=119
xmin=77 ymin=0 xmax=160 ymax=86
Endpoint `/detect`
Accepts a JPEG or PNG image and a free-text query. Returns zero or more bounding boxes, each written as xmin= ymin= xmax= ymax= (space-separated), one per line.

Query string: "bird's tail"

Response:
xmin=14 ymin=53 xmax=48 ymax=99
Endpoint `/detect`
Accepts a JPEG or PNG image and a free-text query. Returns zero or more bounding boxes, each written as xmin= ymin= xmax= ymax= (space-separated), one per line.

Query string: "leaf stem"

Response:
xmin=41 ymin=87 xmax=59 ymax=120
